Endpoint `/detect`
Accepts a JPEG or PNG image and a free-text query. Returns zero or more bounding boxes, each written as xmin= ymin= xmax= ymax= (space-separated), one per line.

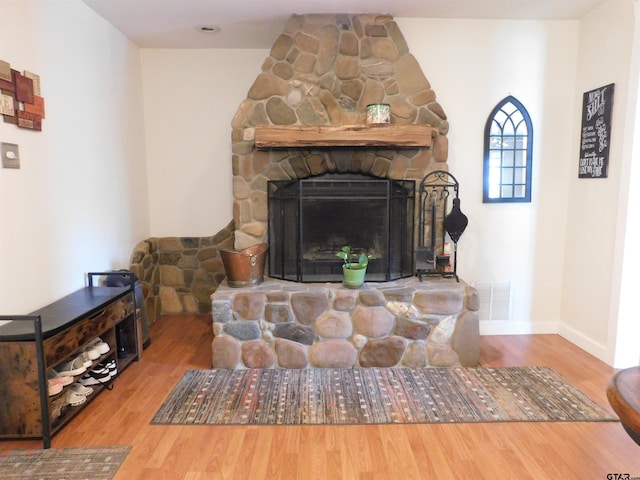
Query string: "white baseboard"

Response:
xmin=557 ymin=322 xmax=608 ymax=363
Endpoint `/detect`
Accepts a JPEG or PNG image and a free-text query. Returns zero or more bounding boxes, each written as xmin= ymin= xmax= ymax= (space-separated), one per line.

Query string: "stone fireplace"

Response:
xmin=230 ymin=13 xmax=449 ymax=252
xmin=211 ymin=14 xmax=479 ymax=370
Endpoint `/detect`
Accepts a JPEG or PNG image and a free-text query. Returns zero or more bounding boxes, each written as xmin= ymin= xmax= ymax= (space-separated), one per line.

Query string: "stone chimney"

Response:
xmin=230 ymin=14 xmax=449 ymax=249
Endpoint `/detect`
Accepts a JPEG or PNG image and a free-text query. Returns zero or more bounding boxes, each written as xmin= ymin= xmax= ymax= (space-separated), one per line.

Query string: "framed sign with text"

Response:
xmin=579 ymin=83 xmax=614 ymax=178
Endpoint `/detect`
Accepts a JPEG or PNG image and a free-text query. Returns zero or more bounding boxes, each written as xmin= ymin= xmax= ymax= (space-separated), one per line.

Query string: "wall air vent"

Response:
xmin=472 ymin=282 xmax=511 ymax=322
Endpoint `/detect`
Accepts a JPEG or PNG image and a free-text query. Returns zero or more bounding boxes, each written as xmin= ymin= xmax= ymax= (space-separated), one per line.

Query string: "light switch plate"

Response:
xmin=1 ymin=142 xmax=20 ymax=168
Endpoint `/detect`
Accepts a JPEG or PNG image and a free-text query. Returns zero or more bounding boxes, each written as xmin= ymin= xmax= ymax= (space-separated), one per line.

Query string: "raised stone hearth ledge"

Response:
xmin=211 ymin=277 xmax=480 ymax=369
xmin=128 ymin=222 xmax=235 ymax=319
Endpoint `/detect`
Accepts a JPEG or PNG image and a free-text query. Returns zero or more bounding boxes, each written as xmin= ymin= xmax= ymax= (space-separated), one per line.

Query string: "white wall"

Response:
xmin=140 ymin=49 xmax=267 ymax=237
xmin=399 ymin=19 xmax=579 ymax=336
xmin=562 ymin=0 xmax=639 ymax=365
xmin=0 ymin=1 xmax=149 ymax=313
xmin=612 ymin=2 xmax=640 ymax=367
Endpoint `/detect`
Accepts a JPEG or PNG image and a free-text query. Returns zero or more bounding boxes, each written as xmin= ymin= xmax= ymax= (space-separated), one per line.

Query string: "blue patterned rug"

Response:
xmin=0 ymin=445 xmax=130 ymax=480
xmin=151 ymin=367 xmax=617 ymax=425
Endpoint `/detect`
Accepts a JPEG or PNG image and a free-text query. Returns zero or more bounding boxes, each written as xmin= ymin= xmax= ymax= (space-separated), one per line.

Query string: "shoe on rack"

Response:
xmin=78 ymin=352 xmax=92 ymax=368
xmin=47 ymin=369 xmax=73 ymax=387
xmin=87 ymin=338 xmax=110 ymax=356
xmin=78 ymin=364 xmax=112 ymax=386
xmin=105 ymin=359 xmax=118 ymax=378
xmin=82 ymin=343 xmax=101 ymax=360
xmin=54 ymin=357 xmax=88 ymax=377
xmin=66 ymin=391 xmax=87 ymax=407
xmin=50 ymin=395 xmax=68 ymax=421
xmin=69 ymin=383 xmax=94 ymax=397
xmin=48 ymin=381 xmax=63 ymax=396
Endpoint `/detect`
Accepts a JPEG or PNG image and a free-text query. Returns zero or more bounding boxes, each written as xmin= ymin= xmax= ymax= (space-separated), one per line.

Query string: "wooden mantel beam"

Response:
xmin=254 ymin=124 xmax=432 ymax=149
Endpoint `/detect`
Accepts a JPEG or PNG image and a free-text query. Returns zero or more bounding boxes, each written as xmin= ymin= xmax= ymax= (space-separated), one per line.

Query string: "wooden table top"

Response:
xmin=607 ymin=366 xmax=640 ymax=445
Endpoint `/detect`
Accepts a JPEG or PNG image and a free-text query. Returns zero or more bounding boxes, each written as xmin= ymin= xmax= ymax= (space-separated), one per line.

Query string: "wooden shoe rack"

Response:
xmin=0 ymin=272 xmax=141 ymax=448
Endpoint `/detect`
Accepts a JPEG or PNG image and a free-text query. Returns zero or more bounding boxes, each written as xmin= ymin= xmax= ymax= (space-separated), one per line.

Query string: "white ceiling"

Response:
xmin=81 ymin=0 xmax=608 ymax=49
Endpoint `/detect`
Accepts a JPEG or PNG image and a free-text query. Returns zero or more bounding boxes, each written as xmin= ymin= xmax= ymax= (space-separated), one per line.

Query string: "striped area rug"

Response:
xmin=0 ymin=446 xmax=131 ymax=480
xmin=151 ymin=367 xmax=617 ymax=425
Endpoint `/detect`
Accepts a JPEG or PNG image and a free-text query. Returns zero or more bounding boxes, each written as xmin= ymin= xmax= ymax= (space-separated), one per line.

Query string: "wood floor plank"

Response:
xmin=1 ymin=314 xmax=639 ymax=479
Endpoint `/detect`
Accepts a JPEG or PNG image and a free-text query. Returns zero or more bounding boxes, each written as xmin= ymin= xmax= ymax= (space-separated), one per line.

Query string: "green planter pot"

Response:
xmin=342 ymin=264 xmax=367 ymax=289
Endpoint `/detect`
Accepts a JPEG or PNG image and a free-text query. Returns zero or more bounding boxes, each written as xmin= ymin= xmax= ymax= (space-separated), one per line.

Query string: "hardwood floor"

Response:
xmin=2 ymin=315 xmax=639 ymax=479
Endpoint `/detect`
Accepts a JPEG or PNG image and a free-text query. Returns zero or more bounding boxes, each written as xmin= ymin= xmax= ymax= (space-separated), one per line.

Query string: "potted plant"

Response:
xmin=335 ymin=245 xmax=374 ymax=288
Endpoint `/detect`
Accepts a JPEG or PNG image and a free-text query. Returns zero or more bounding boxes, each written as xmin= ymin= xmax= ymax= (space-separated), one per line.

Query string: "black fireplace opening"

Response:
xmin=268 ymin=173 xmax=414 ymax=282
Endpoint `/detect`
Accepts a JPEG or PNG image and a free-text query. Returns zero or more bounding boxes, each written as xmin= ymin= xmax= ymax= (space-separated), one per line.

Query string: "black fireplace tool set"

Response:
xmin=416 ymin=170 xmax=468 ymax=281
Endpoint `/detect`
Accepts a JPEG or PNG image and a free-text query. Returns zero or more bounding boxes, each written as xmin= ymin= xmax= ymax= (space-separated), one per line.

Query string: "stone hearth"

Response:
xmin=211 ymin=277 xmax=479 ymax=369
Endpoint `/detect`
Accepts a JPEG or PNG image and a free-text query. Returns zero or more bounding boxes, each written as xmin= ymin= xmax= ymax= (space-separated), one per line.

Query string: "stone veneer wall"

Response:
xmin=211 ymin=277 xmax=480 ymax=369
xmin=231 ymin=14 xmax=449 ymax=249
xmin=128 ymin=221 xmax=234 ymax=319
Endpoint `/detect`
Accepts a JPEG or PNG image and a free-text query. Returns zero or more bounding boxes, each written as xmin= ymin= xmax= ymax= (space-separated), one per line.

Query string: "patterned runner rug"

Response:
xmin=0 ymin=445 xmax=130 ymax=480
xmin=151 ymin=367 xmax=617 ymax=425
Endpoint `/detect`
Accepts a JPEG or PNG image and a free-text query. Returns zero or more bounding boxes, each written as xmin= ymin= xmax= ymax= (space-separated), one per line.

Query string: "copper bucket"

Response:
xmin=219 ymin=243 xmax=268 ymax=287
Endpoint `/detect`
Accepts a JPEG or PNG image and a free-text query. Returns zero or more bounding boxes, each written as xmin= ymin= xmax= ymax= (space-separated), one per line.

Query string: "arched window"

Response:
xmin=483 ymin=96 xmax=533 ymax=203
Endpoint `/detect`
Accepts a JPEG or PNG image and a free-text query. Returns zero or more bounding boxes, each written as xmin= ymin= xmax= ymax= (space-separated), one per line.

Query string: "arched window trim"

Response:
xmin=483 ymin=95 xmax=533 ymax=203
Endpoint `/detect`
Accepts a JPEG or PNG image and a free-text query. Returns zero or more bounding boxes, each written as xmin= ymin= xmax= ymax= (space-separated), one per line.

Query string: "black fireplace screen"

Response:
xmin=268 ymin=173 xmax=414 ymax=282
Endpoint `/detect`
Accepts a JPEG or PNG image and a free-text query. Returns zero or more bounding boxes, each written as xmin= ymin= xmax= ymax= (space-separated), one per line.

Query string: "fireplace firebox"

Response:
xmin=268 ymin=173 xmax=414 ymax=282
